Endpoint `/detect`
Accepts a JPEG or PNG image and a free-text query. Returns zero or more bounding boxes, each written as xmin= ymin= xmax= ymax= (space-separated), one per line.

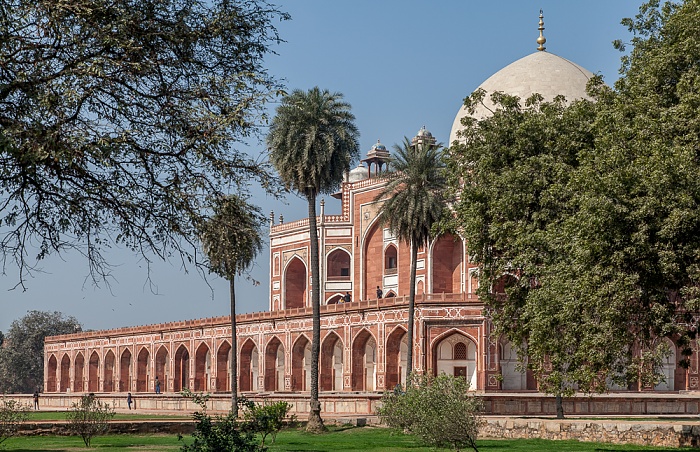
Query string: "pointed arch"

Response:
xmin=386 ymin=326 xmax=408 ymax=390
xmin=239 ymin=339 xmax=259 ymax=392
xmin=321 ymin=332 xmax=343 ymax=391
xmin=60 ymin=354 xmax=71 ymax=392
xmin=103 ymin=350 xmax=116 ymax=392
xmin=194 ymin=342 xmax=211 ymax=392
xmin=326 ymin=293 xmax=343 ymax=305
xmin=655 ymin=338 xmax=677 ymax=391
xmin=351 ymin=329 xmax=377 ymax=391
xmin=327 ymin=247 xmax=351 ymax=282
xmin=136 ymin=347 xmax=150 ymax=392
xmin=174 ymin=345 xmax=190 ymax=392
xmin=284 ymin=256 xmax=307 ymax=309
xmin=363 ymin=219 xmax=384 ymax=301
xmin=264 ymin=337 xmax=284 ymax=391
xmin=155 ymin=346 xmax=169 ymax=393
xmin=74 ymin=352 xmax=85 ymax=392
xmin=291 ymin=335 xmax=311 ymax=391
xmin=120 ymin=348 xmax=132 ymax=392
xmin=431 ymin=331 xmax=478 ymax=390
xmin=500 ymin=339 xmax=527 ymax=390
xmin=216 ymin=340 xmax=232 ymax=391
xmin=88 ymin=351 xmax=100 ymax=392
xmin=430 ymin=233 xmax=464 ymax=294
xmin=46 ymin=354 xmax=58 ymax=392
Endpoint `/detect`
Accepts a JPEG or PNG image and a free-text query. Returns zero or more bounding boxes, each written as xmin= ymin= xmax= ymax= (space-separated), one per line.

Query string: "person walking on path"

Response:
xmin=127 ymin=392 xmax=133 ymax=410
xmin=155 ymin=376 xmax=161 ymax=394
xmin=33 ymin=391 xmax=39 ymax=410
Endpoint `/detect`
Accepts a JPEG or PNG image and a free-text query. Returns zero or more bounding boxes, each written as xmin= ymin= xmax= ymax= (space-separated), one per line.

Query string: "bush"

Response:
xmin=179 ymin=391 xmax=292 ymax=451
xmin=241 ymin=399 xmax=292 ymax=448
xmin=0 ymin=396 xmax=29 ymax=445
xmin=377 ymin=373 xmax=482 ymax=452
xmin=66 ymin=394 xmax=115 ymax=447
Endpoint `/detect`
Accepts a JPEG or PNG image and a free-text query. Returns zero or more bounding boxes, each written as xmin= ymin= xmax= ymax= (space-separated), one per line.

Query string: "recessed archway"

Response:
xmin=103 ymin=350 xmax=116 ymax=392
xmin=216 ymin=341 xmax=231 ymax=392
xmin=88 ymin=351 xmax=100 ymax=392
xmin=291 ymin=335 xmax=311 ymax=391
xmin=120 ymin=349 xmax=132 ymax=392
xmin=174 ymin=345 xmax=190 ymax=392
xmin=136 ymin=347 xmax=150 ymax=392
xmin=386 ymin=327 xmax=408 ymax=390
xmin=60 ymin=354 xmax=71 ymax=392
xmin=351 ymin=329 xmax=376 ymax=391
xmin=432 ymin=332 xmax=478 ymax=390
xmin=74 ymin=353 xmax=85 ymax=392
xmin=194 ymin=343 xmax=211 ymax=392
xmin=155 ymin=346 xmax=168 ymax=393
xmin=46 ymin=355 xmax=58 ymax=392
xmin=240 ymin=339 xmax=259 ymax=392
xmin=284 ymin=257 xmax=307 ymax=309
xmin=321 ymin=332 xmax=343 ymax=391
xmin=264 ymin=337 xmax=284 ymax=391
xmin=431 ymin=234 xmax=463 ymax=294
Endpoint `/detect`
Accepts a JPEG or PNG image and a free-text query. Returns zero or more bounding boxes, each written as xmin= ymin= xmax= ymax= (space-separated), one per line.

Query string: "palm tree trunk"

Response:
xmin=307 ymin=193 xmax=325 ymax=432
xmin=556 ymin=392 xmax=564 ymax=419
xmin=406 ymin=239 xmax=418 ymax=384
xmin=230 ymin=278 xmax=238 ymax=417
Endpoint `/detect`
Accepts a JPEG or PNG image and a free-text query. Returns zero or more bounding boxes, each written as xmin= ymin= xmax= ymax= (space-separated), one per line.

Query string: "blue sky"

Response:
xmin=0 ymin=1 xmax=639 ymax=333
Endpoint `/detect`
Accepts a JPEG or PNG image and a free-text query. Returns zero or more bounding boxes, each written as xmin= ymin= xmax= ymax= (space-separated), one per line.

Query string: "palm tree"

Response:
xmin=267 ymin=87 xmax=359 ymax=432
xmin=199 ymin=194 xmax=264 ymax=417
xmin=375 ymin=135 xmax=447 ymax=380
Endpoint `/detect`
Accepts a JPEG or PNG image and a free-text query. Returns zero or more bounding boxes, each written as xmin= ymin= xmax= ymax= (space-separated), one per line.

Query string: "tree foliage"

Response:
xmin=66 ymin=394 xmax=116 ymax=447
xmin=0 ymin=396 xmax=29 ymax=446
xmin=378 ymin=373 xmax=482 ymax=452
xmin=199 ymin=194 xmax=264 ymax=416
xmin=0 ymin=311 xmax=81 ymax=393
xmin=375 ymin=136 xmax=447 ymax=374
xmin=447 ymin=0 xmax=700 ymax=412
xmin=0 ymin=0 xmax=287 ymax=287
xmin=267 ymin=87 xmax=360 ymax=431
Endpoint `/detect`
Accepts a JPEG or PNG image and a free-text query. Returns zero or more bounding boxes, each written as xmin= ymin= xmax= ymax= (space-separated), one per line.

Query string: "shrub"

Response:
xmin=241 ymin=399 xmax=292 ymax=448
xmin=377 ymin=373 xmax=483 ymax=452
xmin=66 ymin=394 xmax=115 ymax=447
xmin=0 ymin=396 xmax=29 ymax=445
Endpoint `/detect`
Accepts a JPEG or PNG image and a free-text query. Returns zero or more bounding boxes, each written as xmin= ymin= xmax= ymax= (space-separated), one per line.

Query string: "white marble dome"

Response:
xmin=348 ymin=163 xmax=369 ymax=182
xmin=449 ymin=51 xmax=594 ymax=144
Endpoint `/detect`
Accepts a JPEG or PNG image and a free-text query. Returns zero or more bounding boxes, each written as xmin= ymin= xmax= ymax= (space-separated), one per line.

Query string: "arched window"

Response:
xmin=384 ymin=245 xmax=397 ymax=275
xmin=327 ymin=249 xmax=351 ymax=280
xmin=454 ymin=342 xmax=467 ymax=360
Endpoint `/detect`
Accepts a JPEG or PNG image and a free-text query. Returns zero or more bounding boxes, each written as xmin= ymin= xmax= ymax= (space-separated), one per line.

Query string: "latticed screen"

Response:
xmin=454 ymin=342 xmax=467 ymax=360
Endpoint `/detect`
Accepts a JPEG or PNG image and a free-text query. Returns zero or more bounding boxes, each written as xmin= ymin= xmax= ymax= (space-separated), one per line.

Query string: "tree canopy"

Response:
xmin=447 ymin=0 xmax=700 ymax=408
xmin=0 ymin=311 xmax=82 ymax=393
xmin=0 ymin=0 xmax=288 ymax=287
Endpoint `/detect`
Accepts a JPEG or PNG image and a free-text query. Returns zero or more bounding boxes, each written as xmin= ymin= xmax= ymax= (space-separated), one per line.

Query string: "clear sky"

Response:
xmin=0 ymin=1 xmax=639 ymax=333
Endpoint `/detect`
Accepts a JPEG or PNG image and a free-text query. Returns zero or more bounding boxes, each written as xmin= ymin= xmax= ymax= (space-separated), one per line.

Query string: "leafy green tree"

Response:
xmin=66 ymin=394 xmax=115 ymax=447
xmin=267 ymin=87 xmax=360 ymax=432
xmin=375 ymin=137 xmax=447 ymax=374
xmin=241 ymin=398 xmax=292 ymax=448
xmin=0 ymin=311 xmax=81 ymax=393
xmin=447 ymin=0 xmax=700 ymax=418
xmin=0 ymin=396 xmax=29 ymax=446
xmin=199 ymin=195 xmax=264 ymax=417
xmin=0 ymin=0 xmax=287 ymax=288
xmin=378 ymin=373 xmax=482 ymax=452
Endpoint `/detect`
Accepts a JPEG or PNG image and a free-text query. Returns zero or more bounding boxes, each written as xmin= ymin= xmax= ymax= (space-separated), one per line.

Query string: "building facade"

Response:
xmin=43 ymin=27 xmax=696 ymax=396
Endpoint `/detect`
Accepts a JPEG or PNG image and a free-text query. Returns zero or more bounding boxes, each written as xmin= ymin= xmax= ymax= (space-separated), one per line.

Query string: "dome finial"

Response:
xmin=537 ymin=9 xmax=546 ymax=52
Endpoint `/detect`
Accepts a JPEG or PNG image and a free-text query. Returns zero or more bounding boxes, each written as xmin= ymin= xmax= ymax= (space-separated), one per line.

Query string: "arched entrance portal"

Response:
xmin=291 ymin=336 xmax=311 ymax=391
xmin=74 ymin=353 xmax=85 ymax=392
xmin=352 ymin=329 xmax=376 ymax=391
xmin=137 ymin=348 xmax=150 ymax=392
xmin=264 ymin=337 xmax=284 ymax=391
xmin=155 ymin=346 xmax=168 ymax=393
xmin=174 ymin=345 xmax=190 ymax=392
xmin=103 ymin=351 xmax=115 ymax=392
xmin=284 ymin=257 xmax=307 ymax=309
xmin=46 ymin=355 xmax=57 ymax=392
xmin=194 ymin=343 xmax=211 ymax=392
xmin=120 ymin=349 xmax=132 ymax=392
xmin=88 ymin=352 xmax=99 ymax=392
xmin=216 ymin=341 xmax=231 ymax=392
xmin=431 ymin=234 xmax=463 ymax=293
xmin=433 ymin=333 xmax=477 ymax=390
xmin=240 ymin=339 xmax=259 ymax=392
xmin=320 ymin=333 xmax=343 ymax=391
xmin=386 ymin=327 xmax=408 ymax=390
xmin=60 ymin=354 xmax=71 ymax=392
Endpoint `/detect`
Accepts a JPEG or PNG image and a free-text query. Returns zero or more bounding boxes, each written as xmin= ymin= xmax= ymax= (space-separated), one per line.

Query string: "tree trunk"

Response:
xmin=555 ymin=393 xmax=564 ymax=419
xmin=230 ymin=278 xmax=238 ymax=417
xmin=306 ymin=193 xmax=325 ymax=432
xmin=406 ymin=239 xmax=418 ymax=385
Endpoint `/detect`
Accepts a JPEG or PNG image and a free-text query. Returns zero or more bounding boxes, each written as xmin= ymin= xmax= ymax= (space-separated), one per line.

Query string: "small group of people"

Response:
xmin=339 ymin=287 xmax=383 ymax=304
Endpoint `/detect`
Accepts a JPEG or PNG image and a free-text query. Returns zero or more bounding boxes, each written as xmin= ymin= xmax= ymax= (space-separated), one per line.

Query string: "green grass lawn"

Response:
xmin=1 ymin=426 xmax=691 ymax=451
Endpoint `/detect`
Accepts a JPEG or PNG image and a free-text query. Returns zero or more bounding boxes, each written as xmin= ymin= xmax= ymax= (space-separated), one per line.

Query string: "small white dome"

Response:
xmin=449 ymin=51 xmax=594 ymax=144
xmin=348 ymin=164 xmax=369 ymax=182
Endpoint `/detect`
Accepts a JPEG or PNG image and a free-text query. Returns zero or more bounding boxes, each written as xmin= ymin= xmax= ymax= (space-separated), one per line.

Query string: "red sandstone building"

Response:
xmin=43 ymin=32 xmax=694 ymax=399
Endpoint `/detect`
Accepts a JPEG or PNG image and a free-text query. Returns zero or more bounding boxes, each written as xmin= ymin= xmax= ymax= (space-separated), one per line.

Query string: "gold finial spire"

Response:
xmin=537 ymin=9 xmax=546 ymax=52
